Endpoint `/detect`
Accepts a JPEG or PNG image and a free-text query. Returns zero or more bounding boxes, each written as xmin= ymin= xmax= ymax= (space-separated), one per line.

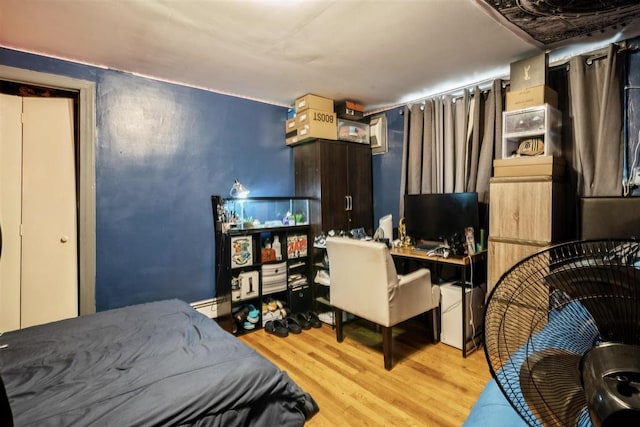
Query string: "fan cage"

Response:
xmin=484 ymin=239 xmax=640 ymax=427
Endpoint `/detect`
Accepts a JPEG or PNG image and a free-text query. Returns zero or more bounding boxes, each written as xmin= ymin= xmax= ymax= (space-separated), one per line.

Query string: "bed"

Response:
xmin=0 ymin=299 xmax=318 ymax=426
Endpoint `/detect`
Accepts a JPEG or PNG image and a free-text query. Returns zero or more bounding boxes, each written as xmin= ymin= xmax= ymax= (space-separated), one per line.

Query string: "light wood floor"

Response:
xmin=239 ymin=317 xmax=491 ymax=426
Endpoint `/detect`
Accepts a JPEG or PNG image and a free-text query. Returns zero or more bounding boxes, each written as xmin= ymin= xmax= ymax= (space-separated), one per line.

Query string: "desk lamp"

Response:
xmin=229 ymin=179 xmax=250 ymax=198
xmin=229 ymin=180 xmax=250 ymax=228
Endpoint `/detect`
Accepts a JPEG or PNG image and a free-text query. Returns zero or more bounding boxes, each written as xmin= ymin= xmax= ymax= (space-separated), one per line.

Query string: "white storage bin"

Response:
xmin=502 ymin=104 xmax=562 ymax=159
xmin=232 ymin=270 xmax=259 ymax=301
xmin=262 ymin=262 xmax=287 ymax=295
xmin=337 ymin=119 xmax=370 ymax=144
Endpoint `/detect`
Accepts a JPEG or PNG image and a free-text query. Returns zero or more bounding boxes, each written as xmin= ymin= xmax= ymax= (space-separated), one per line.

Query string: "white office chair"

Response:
xmin=325 ymin=237 xmax=440 ymax=370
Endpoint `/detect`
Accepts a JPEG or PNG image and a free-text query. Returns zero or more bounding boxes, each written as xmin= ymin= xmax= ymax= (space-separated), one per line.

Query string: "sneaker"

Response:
xmin=266 ymin=299 xmax=278 ymax=312
xmin=246 ymin=304 xmax=260 ymax=324
xmin=234 ymin=306 xmax=249 ymax=325
xmin=262 ymin=310 xmax=282 ymax=326
xmin=317 ymin=311 xmax=334 ymax=326
xmin=243 ymin=320 xmax=256 ymax=330
xmin=314 ymin=233 xmax=327 ymax=248
xmin=314 ymin=270 xmax=330 ymax=286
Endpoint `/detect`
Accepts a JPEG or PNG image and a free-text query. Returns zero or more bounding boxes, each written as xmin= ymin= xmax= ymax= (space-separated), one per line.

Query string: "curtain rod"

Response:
xmin=585 ymin=41 xmax=638 ymax=65
xmin=365 ymin=76 xmax=508 ymax=117
xmin=367 ymin=40 xmax=639 ymax=117
xmin=547 ymin=40 xmax=638 ymax=69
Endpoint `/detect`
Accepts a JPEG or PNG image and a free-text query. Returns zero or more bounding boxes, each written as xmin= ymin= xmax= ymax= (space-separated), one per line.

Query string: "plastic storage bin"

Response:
xmin=502 ymin=104 xmax=562 ymax=159
xmin=337 ymin=119 xmax=370 ymax=144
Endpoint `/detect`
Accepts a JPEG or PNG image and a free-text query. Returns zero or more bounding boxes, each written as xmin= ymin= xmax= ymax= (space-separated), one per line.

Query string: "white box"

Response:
xmin=440 ymin=282 xmax=484 ymax=350
xmin=237 ymin=270 xmax=259 ymax=301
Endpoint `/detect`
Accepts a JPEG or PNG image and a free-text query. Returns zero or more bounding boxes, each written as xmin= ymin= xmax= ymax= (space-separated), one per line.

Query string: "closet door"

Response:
xmin=0 ymin=95 xmax=77 ymax=331
xmin=21 ymin=98 xmax=77 ymax=328
xmin=0 ymin=94 xmax=23 ymax=331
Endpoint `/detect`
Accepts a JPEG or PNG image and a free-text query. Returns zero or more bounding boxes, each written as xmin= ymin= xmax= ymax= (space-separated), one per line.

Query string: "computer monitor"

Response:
xmin=403 ymin=192 xmax=479 ymax=245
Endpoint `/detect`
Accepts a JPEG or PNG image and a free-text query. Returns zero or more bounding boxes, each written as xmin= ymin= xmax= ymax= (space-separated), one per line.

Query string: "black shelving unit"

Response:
xmin=211 ymin=196 xmax=313 ymax=335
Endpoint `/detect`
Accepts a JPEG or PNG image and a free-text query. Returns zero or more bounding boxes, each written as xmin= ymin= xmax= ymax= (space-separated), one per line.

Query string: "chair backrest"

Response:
xmin=325 ymin=237 xmax=398 ymax=324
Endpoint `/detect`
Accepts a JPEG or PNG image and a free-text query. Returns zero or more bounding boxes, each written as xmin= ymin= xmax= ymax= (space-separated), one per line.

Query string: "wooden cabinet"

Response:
xmin=293 ymin=139 xmax=373 ymax=237
xmin=487 ymin=175 xmax=565 ymax=295
xmin=293 ymin=139 xmax=372 ymax=321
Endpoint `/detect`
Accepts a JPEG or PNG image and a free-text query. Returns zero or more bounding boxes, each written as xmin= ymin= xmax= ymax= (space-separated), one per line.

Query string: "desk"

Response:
xmin=390 ymin=247 xmax=487 ymax=357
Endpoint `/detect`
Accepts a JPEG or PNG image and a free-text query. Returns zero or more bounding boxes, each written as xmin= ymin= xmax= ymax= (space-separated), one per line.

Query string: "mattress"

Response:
xmin=0 ymin=299 xmax=318 ymax=426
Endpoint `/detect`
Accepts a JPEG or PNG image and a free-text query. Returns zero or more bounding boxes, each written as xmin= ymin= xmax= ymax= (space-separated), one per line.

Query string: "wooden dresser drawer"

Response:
xmin=489 ymin=176 xmax=563 ymax=242
xmin=487 ymin=239 xmax=547 ymax=295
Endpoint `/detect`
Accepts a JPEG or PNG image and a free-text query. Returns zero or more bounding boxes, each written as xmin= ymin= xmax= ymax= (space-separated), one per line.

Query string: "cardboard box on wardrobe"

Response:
xmin=286 ymin=108 xmax=337 ymax=146
xmin=295 ymin=94 xmax=334 ymax=112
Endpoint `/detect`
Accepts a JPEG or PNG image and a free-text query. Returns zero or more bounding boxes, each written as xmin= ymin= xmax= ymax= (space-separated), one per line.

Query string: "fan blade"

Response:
xmin=520 ymin=349 xmax=586 ymax=426
xmin=545 ymin=264 xmax=640 ymax=344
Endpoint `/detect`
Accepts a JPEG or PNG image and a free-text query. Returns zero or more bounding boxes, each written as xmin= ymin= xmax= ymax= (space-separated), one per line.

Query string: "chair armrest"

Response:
xmin=387 ymin=268 xmax=438 ymax=326
xmin=398 ymin=269 xmax=430 ymax=286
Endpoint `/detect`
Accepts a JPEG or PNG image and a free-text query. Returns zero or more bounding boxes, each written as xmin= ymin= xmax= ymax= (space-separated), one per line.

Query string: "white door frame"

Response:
xmin=0 ymin=65 xmax=96 ymax=315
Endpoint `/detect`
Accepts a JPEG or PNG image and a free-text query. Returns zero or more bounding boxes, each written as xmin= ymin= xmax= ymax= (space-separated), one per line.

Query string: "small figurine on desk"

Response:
xmin=398 ymin=217 xmax=413 ymax=247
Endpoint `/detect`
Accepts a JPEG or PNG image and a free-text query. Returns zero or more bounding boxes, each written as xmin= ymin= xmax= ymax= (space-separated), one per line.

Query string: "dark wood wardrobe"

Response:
xmin=293 ymin=139 xmax=373 ymax=239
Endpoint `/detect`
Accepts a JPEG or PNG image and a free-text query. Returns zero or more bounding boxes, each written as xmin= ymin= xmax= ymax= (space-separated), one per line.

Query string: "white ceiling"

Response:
xmin=2 ymin=0 xmax=639 ymax=113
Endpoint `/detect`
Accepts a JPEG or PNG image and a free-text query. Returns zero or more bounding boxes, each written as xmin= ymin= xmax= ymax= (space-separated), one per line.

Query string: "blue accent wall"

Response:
xmin=0 ymin=48 xmax=291 ymax=310
xmin=371 ymin=107 xmax=405 ymax=233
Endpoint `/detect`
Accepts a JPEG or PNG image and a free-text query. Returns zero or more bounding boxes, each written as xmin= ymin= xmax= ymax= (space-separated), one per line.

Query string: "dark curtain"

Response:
xmin=567 ymin=44 xmax=624 ymax=197
xmin=400 ymin=79 xmax=505 ymax=213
